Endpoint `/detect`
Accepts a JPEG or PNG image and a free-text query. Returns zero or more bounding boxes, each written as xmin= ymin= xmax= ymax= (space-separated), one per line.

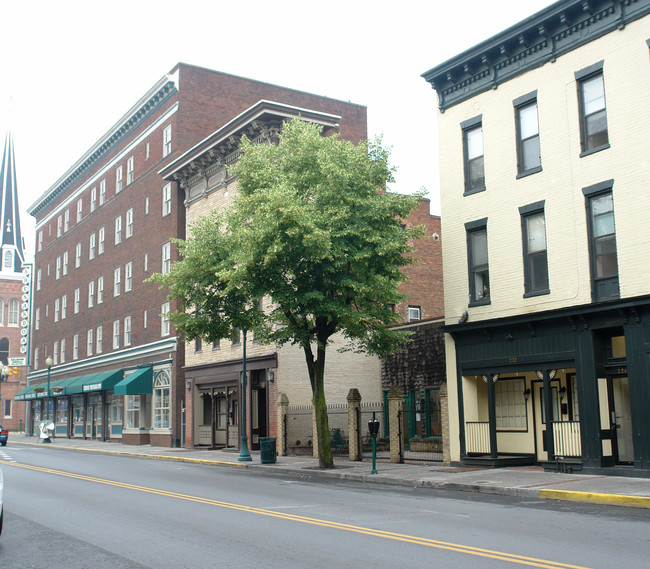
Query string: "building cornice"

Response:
xmin=28 ymin=73 xmax=179 ymax=218
xmin=422 ymin=0 xmax=650 ymax=111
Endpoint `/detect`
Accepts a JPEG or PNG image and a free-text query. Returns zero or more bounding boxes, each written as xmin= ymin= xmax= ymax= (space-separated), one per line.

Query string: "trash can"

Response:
xmin=259 ymin=437 xmax=277 ymax=464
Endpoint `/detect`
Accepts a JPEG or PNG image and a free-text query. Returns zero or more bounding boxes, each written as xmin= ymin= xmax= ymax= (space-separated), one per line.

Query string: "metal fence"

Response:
xmin=401 ymin=388 xmax=443 ymax=462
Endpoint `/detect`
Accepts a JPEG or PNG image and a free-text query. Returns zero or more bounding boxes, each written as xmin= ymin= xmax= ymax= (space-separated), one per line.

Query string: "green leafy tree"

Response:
xmin=153 ymin=119 xmax=425 ymax=468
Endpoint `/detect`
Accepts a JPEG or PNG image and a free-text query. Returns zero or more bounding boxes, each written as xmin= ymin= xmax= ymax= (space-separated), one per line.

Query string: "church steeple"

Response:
xmin=0 ymin=130 xmax=24 ymax=274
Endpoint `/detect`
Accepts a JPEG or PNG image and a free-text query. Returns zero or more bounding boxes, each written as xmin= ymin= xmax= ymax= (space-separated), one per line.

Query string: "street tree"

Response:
xmin=153 ymin=119 xmax=425 ymax=468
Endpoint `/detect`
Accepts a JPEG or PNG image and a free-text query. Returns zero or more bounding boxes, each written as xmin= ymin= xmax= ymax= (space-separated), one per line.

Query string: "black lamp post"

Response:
xmin=43 ymin=356 xmax=53 ymax=443
xmin=368 ymin=412 xmax=380 ymax=475
xmin=238 ymin=329 xmax=252 ymax=462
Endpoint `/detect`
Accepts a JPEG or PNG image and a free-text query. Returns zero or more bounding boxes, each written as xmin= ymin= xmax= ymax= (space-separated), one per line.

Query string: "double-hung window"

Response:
xmin=407 ymin=306 xmax=421 ymax=322
xmin=87 ymin=329 xmax=93 ymax=357
xmin=96 ymin=325 xmax=103 ymax=354
xmin=163 ymin=124 xmax=172 ymax=157
xmin=466 ymin=218 xmax=490 ymax=304
xmin=115 ymin=215 xmax=122 ymax=245
xmin=125 ymin=262 xmax=132 ymax=292
xmin=126 ymin=156 xmax=134 ymax=185
xmin=74 ymin=288 xmax=80 ymax=313
xmin=113 ymin=319 xmax=120 ymax=349
xmin=161 ymin=302 xmax=170 ymax=336
xmin=76 ymin=199 xmax=83 ymax=223
xmin=90 ymin=187 xmax=97 ymax=212
xmin=124 ymin=315 xmax=132 ymax=346
xmin=514 ymin=91 xmax=541 ymax=176
xmin=97 ymin=276 xmax=104 ymax=304
xmin=584 ymin=180 xmax=619 ymax=301
xmin=75 ymin=242 xmax=82 ymax=268
xmin=89 ymin=233 xmax=96 ymax=259
xmin=99 ymin=179 xmax=106 ymax=205
xmin=576 ymin=62 xmax=609 ymax=155
xmin=162 ymin=242 xmax=171 ymax=274
xmin=116 ymin=165 xmax=123 ymax=193
xmin=162 ymin=183 xmax=172 ymax=216
xmin=64 ymin=210 xmax=69 ymax=232
xmin=61 ymin=295 xmax=67 ymax=319
xmin=153 ymin=370 xmax=171 ymax=428
xmin=520 ymin=202 xmax=549 ymax=296
xmin=98 ymin=227 xmax=105 ymax=254
xmin=62 ymin=251 xmax=69 ymax=276
xmin=126 ymin=208 xmax=134 ymax=238
xmin=462 ymin=116 xmax=485 ymax=194
xmin=114 ymin=267 xmax=121 ymax=297
xmin=88 ymin=280 xmax=95 ymax=307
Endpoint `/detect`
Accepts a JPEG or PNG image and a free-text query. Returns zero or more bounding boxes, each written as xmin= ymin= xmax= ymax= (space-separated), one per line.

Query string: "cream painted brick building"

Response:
xmin=423 ymin=0 xmax=650 ymax=475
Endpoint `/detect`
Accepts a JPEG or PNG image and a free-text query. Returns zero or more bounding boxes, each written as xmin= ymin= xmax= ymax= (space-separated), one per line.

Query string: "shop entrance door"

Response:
xmin=608 ymin=376 xmax=633 ymax=464
xmin=533 ymin=380 xmax=560 ymax=462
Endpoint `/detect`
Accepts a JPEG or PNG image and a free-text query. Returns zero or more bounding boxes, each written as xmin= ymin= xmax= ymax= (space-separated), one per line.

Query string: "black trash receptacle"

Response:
xmin=259 ymin=437 xmax=277 ymax=464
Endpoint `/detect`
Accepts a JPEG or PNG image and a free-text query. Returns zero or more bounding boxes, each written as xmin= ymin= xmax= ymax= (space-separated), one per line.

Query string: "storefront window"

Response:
xmin=495 ymin=378 xmax=527 ymax=430
xmin=126 ymin=395 xmax=140 ymax=428
xmin=72 ymin=395 xmax=84 ymax=422
xmin=111 ymin=396 xmax=124 ymax=423
xmin=153 ymin=370 xmax=171 ymax=429
xmin=56 ymin=399 xmax=69 ymax=424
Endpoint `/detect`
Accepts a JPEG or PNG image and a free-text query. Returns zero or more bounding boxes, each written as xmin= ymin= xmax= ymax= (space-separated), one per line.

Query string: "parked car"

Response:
xmin=0 ymin=426 xmax=7 ymax=446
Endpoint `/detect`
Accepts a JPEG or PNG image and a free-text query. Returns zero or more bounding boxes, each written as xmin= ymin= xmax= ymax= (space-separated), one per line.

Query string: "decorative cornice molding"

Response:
xmin=422 ymin=0 xmax=650 ymax=111
xmin=28 ymin=79 xmax=178 ymax=218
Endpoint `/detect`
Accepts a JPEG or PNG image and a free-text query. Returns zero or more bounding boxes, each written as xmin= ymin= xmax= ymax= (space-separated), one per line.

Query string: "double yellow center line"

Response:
xmin=2 ymin=460 xmax=591 ymax=569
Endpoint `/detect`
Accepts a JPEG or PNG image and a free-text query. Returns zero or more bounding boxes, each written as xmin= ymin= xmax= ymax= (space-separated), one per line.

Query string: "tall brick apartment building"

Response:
xmin=23 ymin=63 xmax=369 ymax=447
xmin=0 ymin=131 xmax=29 ymax=432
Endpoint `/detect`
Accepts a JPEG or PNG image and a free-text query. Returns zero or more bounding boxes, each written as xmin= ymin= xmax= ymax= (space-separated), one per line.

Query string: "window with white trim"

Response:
xmin=145 ymin=196 xmax=150 ymax=215
xmin=53 ymin=340 xmax=59 ymax=365
xmin=87 ymin=329 xmax=93 ymax=356
xmin=114 ymin=267 xmax=121 ymax=297
xmin=143 ymin=309 xmax=148 ymax=329
xmin=162 ymin=242 xmax=171 ymax=274
xmin=89 ymin=233 xmax=96 ymax=259
xmin=125 ymin=262 xmax=132 ymax=292
xmin=126 ymin=208 xmax=134 ymax=238
xmin=54 ymin=298 xmax=60 ymax=322
xmin=98 ymin=227 xmax=105 ymax=255
xmin=161 ymin=302 xmax=170 ymax=336
xmin=153 ymin=370 xmax=171 ymax=429
xmin=127 ymin=156 xmax=134 ymax=185
xmin=90 ymin=187 xmax=97 ymax=212
xmin=75 ymin=242 xmax=82 ymax=268
xmin=96 ymin=325 xmax=103 ymax=354
xmin=64 ymin=210 xmax=69 ymax=232
xmin=162 ymin=124 xmax=172 ymax=157
xmin=408 ymin=306 xmax=421 ymax=322
xmin=126 ymin=395 xmax=141 ymax=429
xmin=74 ymin=288 xmax=80 ymax=314
xmin=99 ymin=179 xmax=106 ymax=205
xmin=8 ymin=299 xmax=17 ymax=326
xmin=57 ymin=215 xmax=62 ymax=237
xmin=60 ymin=338 xmax=66 ymax=363
xmin=495 ymin=378 xmax=527 ymax=431
xmin=35 ymin=307 xmax=40 ymax=330
xmin=73 ymin=334 xmax=79 ymax=360
xmin=113 ymin=319 xmax=120 ymax=349
xmin=88 ymin=280 xmax=95 ymax=308
xmin=56 ymin=256 xmax=61 ymax=279
xmin=145 ymin=141 xmax=150 ymax=160
xmin=97 ymin=276 xmax=104 ymax=304
xmin=34 ymin=347 xmax=39 ymax=370
xmin=37 ymin=268 xmax=42 ymax=290
xmin=62 ymin=251 xmax=69 ymax=276
xmin=76 ymin=199 xmax=83 ymax=223
xmin=38 ymin=231 xmax=43 ymax=251
xmin=162 ymin=183 xmax=172 ymax=217
xmin=124 ymin=315 xmax=132 ymax=346
xmin=116 ymin=165 xmax=123 ymax=193
xmin=115 ymin=215 xmax=122 ymax=245
xmin=61 ymin=295 xmax=67 ymax=320
xmin=144 ymin=253 xmax=148 ymax=273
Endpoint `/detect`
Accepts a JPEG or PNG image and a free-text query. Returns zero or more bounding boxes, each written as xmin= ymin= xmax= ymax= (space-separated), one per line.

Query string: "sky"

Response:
xmin=0 ymin=0 xmax=555 ymax=259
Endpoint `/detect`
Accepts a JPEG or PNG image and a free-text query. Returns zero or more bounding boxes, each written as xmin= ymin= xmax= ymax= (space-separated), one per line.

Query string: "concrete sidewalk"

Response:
xmin=7 ymin=434 xmax=650 ymax=509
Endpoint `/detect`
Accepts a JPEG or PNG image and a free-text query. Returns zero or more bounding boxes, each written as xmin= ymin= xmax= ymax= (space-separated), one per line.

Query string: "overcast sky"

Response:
xmin=1 ymin=0 xmax=555 ymax=258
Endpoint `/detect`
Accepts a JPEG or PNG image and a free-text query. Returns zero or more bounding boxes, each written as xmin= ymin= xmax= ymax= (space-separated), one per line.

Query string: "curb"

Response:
xmin=539 ymin=489 xmax=650 ymax=509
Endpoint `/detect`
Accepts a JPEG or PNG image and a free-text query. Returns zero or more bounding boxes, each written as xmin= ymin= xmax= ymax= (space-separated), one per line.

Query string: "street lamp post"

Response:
xmin=238 ymin=329 xmax=252 ymax=462
xmin=1 ymin=366 xmax=9 ymax=421
xmin=44 ymin=357 xmax=54 ymax=443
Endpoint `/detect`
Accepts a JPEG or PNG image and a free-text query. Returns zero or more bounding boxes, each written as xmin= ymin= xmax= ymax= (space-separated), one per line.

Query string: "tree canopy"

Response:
xmin=152 ymin=118 xmax=425 ymax=467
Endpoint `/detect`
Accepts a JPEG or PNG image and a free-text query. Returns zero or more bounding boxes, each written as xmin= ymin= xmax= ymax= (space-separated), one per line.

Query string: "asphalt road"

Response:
xmin=0 ymin=445 xmax=648 ymax=569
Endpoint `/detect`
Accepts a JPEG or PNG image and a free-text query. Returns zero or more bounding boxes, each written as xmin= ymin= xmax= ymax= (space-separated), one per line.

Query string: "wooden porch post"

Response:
xmin=542 ymin=370 xmax=555 ymax=460
xmin=487 ymin=374 xmax=498 ymax=459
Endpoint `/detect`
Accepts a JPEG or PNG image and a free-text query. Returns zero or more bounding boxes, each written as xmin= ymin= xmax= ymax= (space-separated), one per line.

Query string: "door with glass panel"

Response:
xmin=608 ymin=376 xmax=633 ymax=464
xmin=533 ymin=380 xmax=560 ymax=461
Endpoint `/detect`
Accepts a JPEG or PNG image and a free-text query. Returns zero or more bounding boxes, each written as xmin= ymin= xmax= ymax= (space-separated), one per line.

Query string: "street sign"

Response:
xmin=8 ymin=357 xmax=27 ymax=367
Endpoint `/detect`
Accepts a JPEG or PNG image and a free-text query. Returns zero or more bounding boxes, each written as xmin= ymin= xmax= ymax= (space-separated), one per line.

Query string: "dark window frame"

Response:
xmin=519 ymin=201 xmax=549 ymax=297
xmin=465 ymin=218 xmax=490 ymax=306
xmin=576 ymin=61 xmax=610 ymax=156
xmin=461 ymin=115 xmax=485 ymax=195
xmin=583 ymin=180 xmax=619 ymax=302
xmin=514 ymin=91 xmax=542 ymax=178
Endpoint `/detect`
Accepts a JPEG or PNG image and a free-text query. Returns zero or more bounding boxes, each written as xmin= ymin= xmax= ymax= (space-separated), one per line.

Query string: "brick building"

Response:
xmin=22 ymin=64 xmax=368 ymax=447
xmin=160 ymin=100 xmax=443 ymax=450
xmin=423 ymin=0 xmax=650 ymax=474
xmin=0 ymin=131 xmax=29 ymax=432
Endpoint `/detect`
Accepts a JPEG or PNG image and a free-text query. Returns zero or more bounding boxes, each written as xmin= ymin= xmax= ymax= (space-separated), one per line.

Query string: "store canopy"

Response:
xmin=15 ymin=384 xmax=47 ymax=401
xmin=17 ymin=369 xmax=126 ymax=400
xmin=114 ymin=367 xmax=153 ymax=395
xmin=80 ymin=370 xmax=124 ymax=394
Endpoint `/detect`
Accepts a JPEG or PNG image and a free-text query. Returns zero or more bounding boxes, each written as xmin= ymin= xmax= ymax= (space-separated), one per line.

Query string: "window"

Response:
xmin=96 ymin=325 xmax=103 ymax=354
xmin=34 ymin=347 xmax=39 ymax=370
xmin=213 ymin=339 xmax=221 ymax=350
xmin=576 ymin=62 xmax=609 ymax=154
xmin=87 ymin=328 xmax=93 ymax=356
xmin=88 ymin=280 xmax=95 ymax=308
xmin=37 ymin=268 xmax=42 ymax=290
xmin=126 ymin=208 xmax=134 ymax=238
xmin=116 ymin=165 xmax=123 ymax=193
xmin=99 ymin=179 xmax=106 ymax=205
xmin=127 ymin=156 xmax=134 ymax=185
xmin=462 ymin=115 xmax=485 ymax=194
xmin=56 ymin=256 xmax=61 ymax=279
xmin=53 ymin=341 xmax=59 ymax=365
xmin=38 ymin=231 xmax=43 ymax=251
xmin=125 ymin=262 xmax=132 ymax=292
xmin=514 ymin=92 xmax=541 ymax=176
xmin=145 ymin=141 xmax=150 ymax=160
xmin=76 ymin=199 xmax=83 ymax=223
xmin=162 ymin=242 xmax=171 ymax=274
xmin=584 ymin=181 xmax=619 ymax=301
xmin=73 ymin=334 xmax=79 ymax=360
xmin=57 ymin=215 xmax=62 ymax=237
xmin=144 ymin=253 xmax=148 ymax=273
xmin=195 ymin=337 xmax=203 ymax=352
xmin=153 ymin=370 xmax=171 ymax=428
xmin=126 ymin=395 xmax=141 ymax=429
xmin=232 ymin=328 xmax=241 ymax=346
xmin=408 ymin=306 xmax=421 ymax=322
xmin=74 ymin=288 xmax=80 ymax=313
xmin=60 ymin=338 xmax=66 ymax=363
xmin=90 ymin=187 xmax=97 ymax=212
xmin=75 ymin=242 xmax=82 ymax=268
xmin=466 ymin=219 xmax=490 ymax=304
xmin=61 ymin=295 xmax=67 ymax=320
xmin=520 ymin=202 xmax=549 ymax=296
xmin=35 ymin=307 xmax=40 ymax=330
xmin=89 ymin=233 xmax=96 ymax=259
xmin=495 ymin=378 xmax=527 ymax=431
xmin=145 ymin=196 xmax=150 ymax=215
xmin=113 ymin=319 xmax=120 ymax=349
xmin=115 ymin=216 xmax=122 ymax=245
xmin=54 ymin=298 xmax=60 ymax=322
xmin=97 ymin=276 xmax=104 ymax=304
xmin=63 ymin=251 xmax=69 ymax=276
xmin=64 ymin=210 xmax=69 ymax=232
xmin=162 ymin=124 xmax=172 ymax=157
xmin=161 ymin=302 xmax=170 ymax=336
xmin=98 ymin=227 xmax=105 ymax=254
xmin=143 ymin=309 xmax=148 ymax=329
xmin=124 ymin=315 xmax=132 ymax=346
xmin=8 ymin=299 xmax=18 ymax=326
xmin=114 ymin=267 xmax=121 ymax=297
xmin=162 ymin=183 xmax=172 ymax=216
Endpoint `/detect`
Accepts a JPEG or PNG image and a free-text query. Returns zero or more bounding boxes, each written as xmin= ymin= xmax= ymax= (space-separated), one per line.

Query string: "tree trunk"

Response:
xmin=304 ymin=343 xmax=333 ymax=468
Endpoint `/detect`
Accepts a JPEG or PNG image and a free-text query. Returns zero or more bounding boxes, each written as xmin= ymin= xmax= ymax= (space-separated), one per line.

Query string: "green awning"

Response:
xmin=48 ymin=376 xmax=82 ymax=397
xmin=114 ymin=367 xmax=153 ymax=395
xmin=15 ymin=384 xmax=47 ymax=401
xmin=81 ymin=370 xmax=124 ymax=393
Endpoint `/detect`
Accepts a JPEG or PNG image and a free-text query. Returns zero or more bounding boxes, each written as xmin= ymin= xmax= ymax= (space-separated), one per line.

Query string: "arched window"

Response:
xmin=153 ymin=369 xmax=171 ymax=429
xmin=8 ymin=299 xmax=19 ymax=326
xmin=3 ymin=250 xmax=13 ymax=270
xmin=0 ymin=337 xmax=9 ymax=366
